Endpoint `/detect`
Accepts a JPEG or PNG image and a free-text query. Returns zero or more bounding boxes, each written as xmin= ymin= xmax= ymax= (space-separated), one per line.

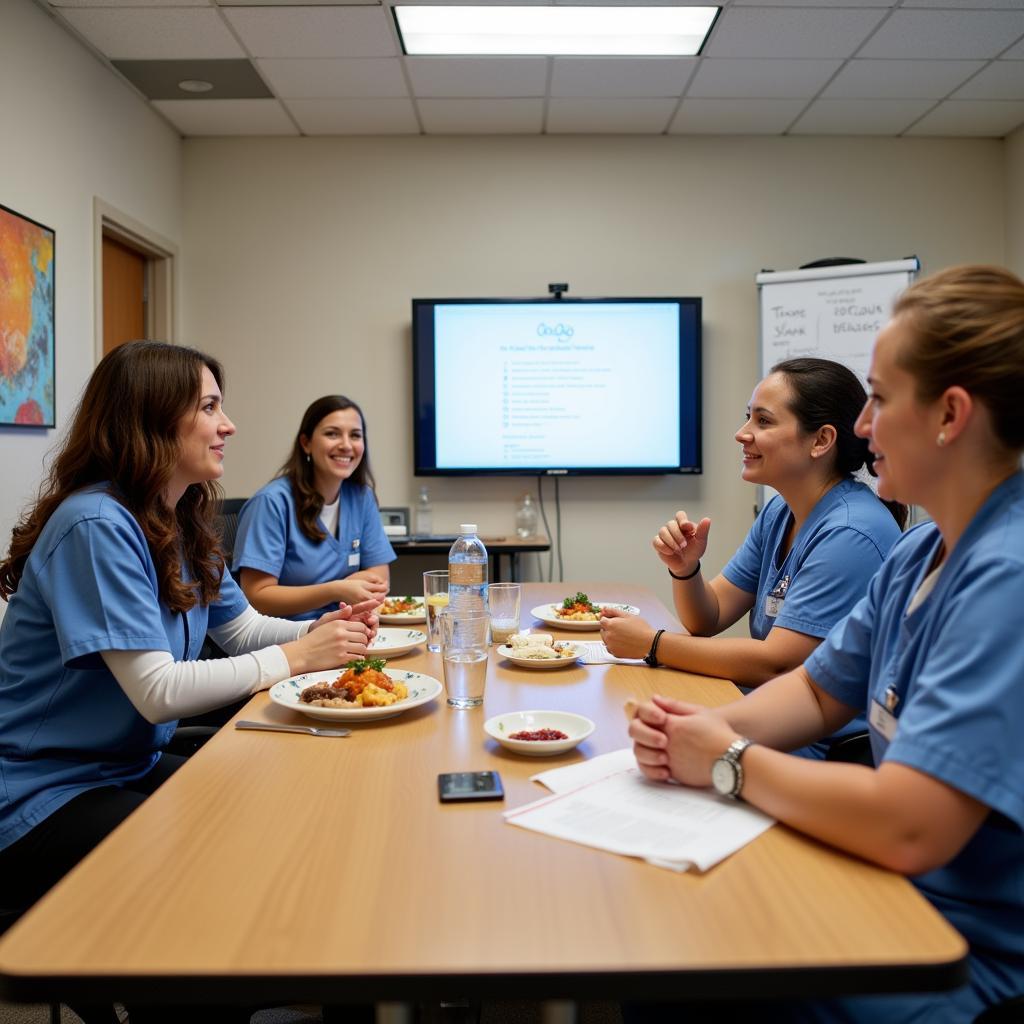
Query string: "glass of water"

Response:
xmin=488 ymin=582 xmax=522 ymax=646
xmin=439 ymin=610 xmax=489 ymax=709
xmin=423 ymin=569 xmax=449 ymax=653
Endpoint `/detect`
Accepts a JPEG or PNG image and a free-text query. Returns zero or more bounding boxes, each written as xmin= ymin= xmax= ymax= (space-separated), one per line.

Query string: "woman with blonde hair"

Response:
xmin=630 ymin=265 xmax=1024 ymax=1021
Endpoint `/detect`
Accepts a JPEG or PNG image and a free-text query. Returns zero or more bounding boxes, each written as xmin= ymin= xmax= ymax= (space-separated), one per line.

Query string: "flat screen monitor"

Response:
xmin=412 ymin=296 xmax=701 ymax=476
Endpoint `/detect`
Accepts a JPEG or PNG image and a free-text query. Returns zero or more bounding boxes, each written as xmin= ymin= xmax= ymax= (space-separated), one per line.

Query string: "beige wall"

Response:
xmin=1006 ymin=125 xmax=1024 ymax=278
xmin=0 ymin=0 xmax=183 ymax=620
xmin=183 ymin=134 xmax=1004 ymax=606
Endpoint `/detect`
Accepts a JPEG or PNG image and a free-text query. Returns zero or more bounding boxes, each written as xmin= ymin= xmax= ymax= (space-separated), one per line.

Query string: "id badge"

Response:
xmin=347 ymin=552 xmax=360 ymax=568
xmin=765 ymin=595 xmax=784 ymax=618
xmin=869 ymin=699 xmax=898 ymax=742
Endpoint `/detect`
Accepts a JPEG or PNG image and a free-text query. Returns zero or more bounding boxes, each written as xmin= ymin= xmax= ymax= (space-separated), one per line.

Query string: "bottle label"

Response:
xmin=449 ymin=563 xmax=486 ymax=585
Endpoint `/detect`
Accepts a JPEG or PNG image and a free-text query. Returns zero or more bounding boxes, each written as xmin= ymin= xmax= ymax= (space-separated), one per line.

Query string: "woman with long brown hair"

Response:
xmin=0 ymin=342 xmax=373 ymax=936
xmin=233 ymin=394 xmax=395 ymax=619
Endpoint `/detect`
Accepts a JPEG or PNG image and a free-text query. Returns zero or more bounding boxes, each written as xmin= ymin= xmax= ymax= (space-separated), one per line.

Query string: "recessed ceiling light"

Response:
xmin=178 ymin=79 xmax=215 ymax=94
xmin=394 ymin=5 xmax=719 ymax=56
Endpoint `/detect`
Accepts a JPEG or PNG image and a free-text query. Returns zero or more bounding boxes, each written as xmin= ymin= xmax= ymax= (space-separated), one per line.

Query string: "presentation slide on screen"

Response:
xmin=434 ymin=303 xmax=681 ymax=469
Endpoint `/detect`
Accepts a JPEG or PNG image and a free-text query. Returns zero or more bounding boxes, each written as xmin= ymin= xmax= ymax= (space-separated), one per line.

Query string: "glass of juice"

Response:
xmin=423 ymin=569 xmax=449 ymax=653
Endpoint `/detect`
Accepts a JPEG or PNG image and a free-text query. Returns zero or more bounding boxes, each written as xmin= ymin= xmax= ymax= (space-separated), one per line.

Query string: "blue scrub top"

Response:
xmin=807 ymin=471 xmax=1024 ymax=1004
xmin=0 ymin=485 xmax=250 ymax=852
xmin=722 ymin=478 xmax=902 ymax=757
xmin=232 ymin=476 xmax=396 ymax=622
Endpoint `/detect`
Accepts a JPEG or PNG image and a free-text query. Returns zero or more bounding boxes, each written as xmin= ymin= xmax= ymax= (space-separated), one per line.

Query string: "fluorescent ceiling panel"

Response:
xmin=394 ymin=5 xmax=719 ymax=56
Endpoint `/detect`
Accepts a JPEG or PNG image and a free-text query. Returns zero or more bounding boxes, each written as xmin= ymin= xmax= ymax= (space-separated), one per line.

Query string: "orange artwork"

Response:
xmin=0 ymin=203 xmax=55 ymax=427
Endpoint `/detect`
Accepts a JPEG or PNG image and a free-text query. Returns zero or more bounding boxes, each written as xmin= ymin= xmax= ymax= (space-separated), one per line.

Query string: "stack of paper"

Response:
xmin=504 ymin=749 xmax=775 ymax=872
xmin=574 ymin=641 xmax=643 ymax=665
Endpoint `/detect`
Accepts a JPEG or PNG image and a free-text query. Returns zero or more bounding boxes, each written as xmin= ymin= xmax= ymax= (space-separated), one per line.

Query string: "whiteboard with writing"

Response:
xmin=757 ymin=259 xmax=920 ymax=384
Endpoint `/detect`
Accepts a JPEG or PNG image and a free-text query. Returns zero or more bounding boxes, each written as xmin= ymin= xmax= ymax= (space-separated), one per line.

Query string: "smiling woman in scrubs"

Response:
xmin=0 ymin=342 xmax=374 ymax=943
xmin=603 ymin=359 xmax=905 ymax=757
xmin=233 ymin=395 xmax=396 ymax=621
xmin=629 ymin=266 xmax=1024 ymax=1022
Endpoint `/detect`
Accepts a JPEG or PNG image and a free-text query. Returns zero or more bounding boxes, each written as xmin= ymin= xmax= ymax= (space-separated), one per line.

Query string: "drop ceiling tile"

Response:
xmin=906 ymin=99 xmax=1024 ymax=137
xmin=406 ymin=58 xmax=547 ymax=97
xmin=823 ymin=59 xmax=984 ymax=99
xmin=152 ymin=98 xmax=298 ymax=135
xmin=224 ymin=6 xmax=398 ymax=58
xmin=57 ymin=8 xmax=245 ymax=59
xmin=790 ymin=98 xmax=934 ymax=135
xmin=258 ymin=58 xmax=408 ymax=98
xmin=732 ymin=0 xmax=893 ymax=5
xmin=113 ymin=59 xmax=273 ymax=100
xmin=546 ymin=97 xmax=677 ymax=133
xmin=550 ymin=58 xmax=695 ymax=97
xmin=705 ymin=7 xmax=885 ymax=59
xmin=953 ymin=60 xmax=1024 ymax=100
xmin=287 ymin=97 xmax=420 ymax=132
xmin=902 ymin=0 xmax=1024 ymax=7
xmin=50 ymin=0 xmax=209 ymax=6
xmin=668 ymin=97 xmax=805 ymax=133
xmin=418 ymin=98 xmax=544 ymax=133
xmin=688 ymin=58 xmax=840 ymax=98
xmin=220 ymin=0 xmax=377 ymax=5
xmin=860 ymin=10 xmax=1024 ymax=60
xmin=1006 ymin=38 xmax=1024 ymax=59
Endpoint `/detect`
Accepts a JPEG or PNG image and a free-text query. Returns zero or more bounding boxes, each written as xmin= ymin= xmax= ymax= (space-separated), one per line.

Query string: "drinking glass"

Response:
xmin=488 ymin=582 xmax=522 ymax=646
xmin=440 ymin=610 xmax=489 ymax=709
xmin=423 ymin=569 xmax=449 ymax=653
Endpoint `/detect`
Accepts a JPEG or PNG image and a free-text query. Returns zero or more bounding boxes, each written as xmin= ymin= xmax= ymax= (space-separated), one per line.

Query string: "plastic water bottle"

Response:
xmin=415 ymin=485 xmax=433 ymax=537
xmin=515 ymin=494 xmax=538 ymax=539
xmin=448 ymin=524 xmax=488 ymax=614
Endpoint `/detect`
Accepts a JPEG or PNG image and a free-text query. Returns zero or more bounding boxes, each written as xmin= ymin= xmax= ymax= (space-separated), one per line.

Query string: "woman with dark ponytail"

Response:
xmin=603 ymin=357 xmax=903 ymax=758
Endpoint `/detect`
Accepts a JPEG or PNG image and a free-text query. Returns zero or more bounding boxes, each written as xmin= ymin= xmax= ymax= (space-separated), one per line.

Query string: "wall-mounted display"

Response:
xmin=0 ymin=202 xmax=55 ymax=427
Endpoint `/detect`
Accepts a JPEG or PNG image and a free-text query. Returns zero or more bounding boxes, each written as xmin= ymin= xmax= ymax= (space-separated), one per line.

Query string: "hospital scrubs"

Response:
xmin=722 ymin=478 xmax=902 ymax=756
xmin=794 ymin=470 xmax=1024 ymax=1020
xmin=0 ymin=484 xmax=249 ymax=853
xmin=232 ymin=476 xmax=396 ymax=621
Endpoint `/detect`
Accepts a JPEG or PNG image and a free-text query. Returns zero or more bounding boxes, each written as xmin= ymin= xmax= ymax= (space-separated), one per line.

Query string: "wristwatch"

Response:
xmin=711 ymin=737 xmax=754 ymax=800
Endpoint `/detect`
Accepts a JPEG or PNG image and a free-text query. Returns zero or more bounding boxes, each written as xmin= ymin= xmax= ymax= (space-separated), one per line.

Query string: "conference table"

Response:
xmin=0 ymin=583 xmax=967 ymax=1011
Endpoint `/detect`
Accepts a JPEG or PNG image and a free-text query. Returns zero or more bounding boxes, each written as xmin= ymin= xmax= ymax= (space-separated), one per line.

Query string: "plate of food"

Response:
xmin=498 ymin=633 xmax=581 ymax=670
xmin=368 ymin=627 xmax=426 ymax=658
xmin=269 ymin=659 xmax=442 ymax=721
xmin=484 ymin=710 xmax=595 ymax=756
xmin=530 ymin=592 xmax=639 ymax=631
xmin=379 ymin=595 xmax=427 ymax=624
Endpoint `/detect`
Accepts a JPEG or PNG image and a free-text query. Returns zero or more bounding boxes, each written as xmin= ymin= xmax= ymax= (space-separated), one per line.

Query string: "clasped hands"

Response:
xmin=629 ymin=695 xmax=741 ymax=789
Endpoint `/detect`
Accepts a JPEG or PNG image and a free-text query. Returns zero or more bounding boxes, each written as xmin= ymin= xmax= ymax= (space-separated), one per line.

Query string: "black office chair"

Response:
xmin=824 ymin=730 xmax=874 ymax=767
xmin=975 ymin=996 xmax=1024 ymax=1023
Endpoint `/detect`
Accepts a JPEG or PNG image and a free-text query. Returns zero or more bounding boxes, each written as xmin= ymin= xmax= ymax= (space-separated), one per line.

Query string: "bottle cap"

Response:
xmin=459 ymin=523 xmax=477 ymax=534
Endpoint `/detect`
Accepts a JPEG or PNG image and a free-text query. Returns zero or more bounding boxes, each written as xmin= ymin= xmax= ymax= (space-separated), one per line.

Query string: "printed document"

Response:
xmin=505 ymin=748 xmax=774 ymax=872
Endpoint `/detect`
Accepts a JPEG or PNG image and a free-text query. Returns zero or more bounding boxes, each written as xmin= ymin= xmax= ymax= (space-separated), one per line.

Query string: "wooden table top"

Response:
xmin=0 ymin=583 xmax=967 ymax=1005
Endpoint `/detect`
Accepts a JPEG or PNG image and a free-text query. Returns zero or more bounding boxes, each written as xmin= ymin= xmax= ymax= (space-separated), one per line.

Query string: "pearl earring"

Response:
xmin=305 ymin=452 xmax=311 ymax=463
xmin=936 ymin=431 xmax=947 ymax=447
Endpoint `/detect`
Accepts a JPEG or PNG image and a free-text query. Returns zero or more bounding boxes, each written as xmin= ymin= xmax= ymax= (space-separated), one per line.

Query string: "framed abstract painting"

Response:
xmin=0 ymin=202 xmax=55 ymax=427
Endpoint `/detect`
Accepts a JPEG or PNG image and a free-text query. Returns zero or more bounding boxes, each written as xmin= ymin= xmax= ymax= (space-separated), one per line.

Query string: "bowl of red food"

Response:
xmin=484 ymin=710 xmax=595 ymax=756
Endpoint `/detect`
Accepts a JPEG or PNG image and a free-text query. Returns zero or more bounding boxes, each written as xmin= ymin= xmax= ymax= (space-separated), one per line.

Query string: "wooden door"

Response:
xmin=102 ymin=235 xmax=147 ymax=354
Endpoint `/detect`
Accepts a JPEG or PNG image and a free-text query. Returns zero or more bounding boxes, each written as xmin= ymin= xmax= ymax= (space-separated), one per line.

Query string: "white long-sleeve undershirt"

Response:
xmin=100 ymin=607 xmax=311 ymax=724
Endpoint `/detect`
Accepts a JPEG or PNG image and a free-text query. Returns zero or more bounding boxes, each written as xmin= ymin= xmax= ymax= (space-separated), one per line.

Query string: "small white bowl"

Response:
xmin=484 ymin=710 xmax=595 ymax=756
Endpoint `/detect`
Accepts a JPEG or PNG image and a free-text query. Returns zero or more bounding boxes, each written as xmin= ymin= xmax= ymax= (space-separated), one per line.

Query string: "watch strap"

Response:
xmin=719 ymin=737 xmax=753 ymax=799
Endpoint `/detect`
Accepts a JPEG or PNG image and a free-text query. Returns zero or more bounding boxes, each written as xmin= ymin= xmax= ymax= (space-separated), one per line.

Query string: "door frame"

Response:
xmin=93 ymin=198 xmax=178 ymax=363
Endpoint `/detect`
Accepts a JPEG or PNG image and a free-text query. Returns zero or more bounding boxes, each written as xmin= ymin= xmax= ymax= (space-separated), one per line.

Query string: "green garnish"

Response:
xmin=349 ymin=657 xmax=387 ymax=674
xmin=562 ymin=591 xmax=595 ymax=610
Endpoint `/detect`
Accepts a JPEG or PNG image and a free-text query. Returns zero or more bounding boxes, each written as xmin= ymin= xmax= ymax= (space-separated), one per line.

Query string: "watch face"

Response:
xmin=711 ymin=758 xmax=737 ymax=796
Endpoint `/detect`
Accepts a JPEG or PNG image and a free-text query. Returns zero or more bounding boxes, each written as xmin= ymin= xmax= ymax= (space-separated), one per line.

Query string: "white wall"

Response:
xmin=0 ymin=0 xmax=183 ymax=619
xmin=183 ymin=134 xmax=1005 ymax=606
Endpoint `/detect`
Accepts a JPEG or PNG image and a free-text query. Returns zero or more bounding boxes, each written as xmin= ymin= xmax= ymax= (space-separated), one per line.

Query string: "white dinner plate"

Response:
xmin=484 ymin=710 xmax=595 ymax=756
xmin=530 ymin=602 xmax=640 ymax=631
xmin=368 ymin=628 xmax=426 ymax=658
xmin=497 ymin=644 xmax=581 ymax=670
xmin=378 ymin=597 xmax=427 ymax=624
xmin=269 ymin=668 xmax=442 ymax=722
